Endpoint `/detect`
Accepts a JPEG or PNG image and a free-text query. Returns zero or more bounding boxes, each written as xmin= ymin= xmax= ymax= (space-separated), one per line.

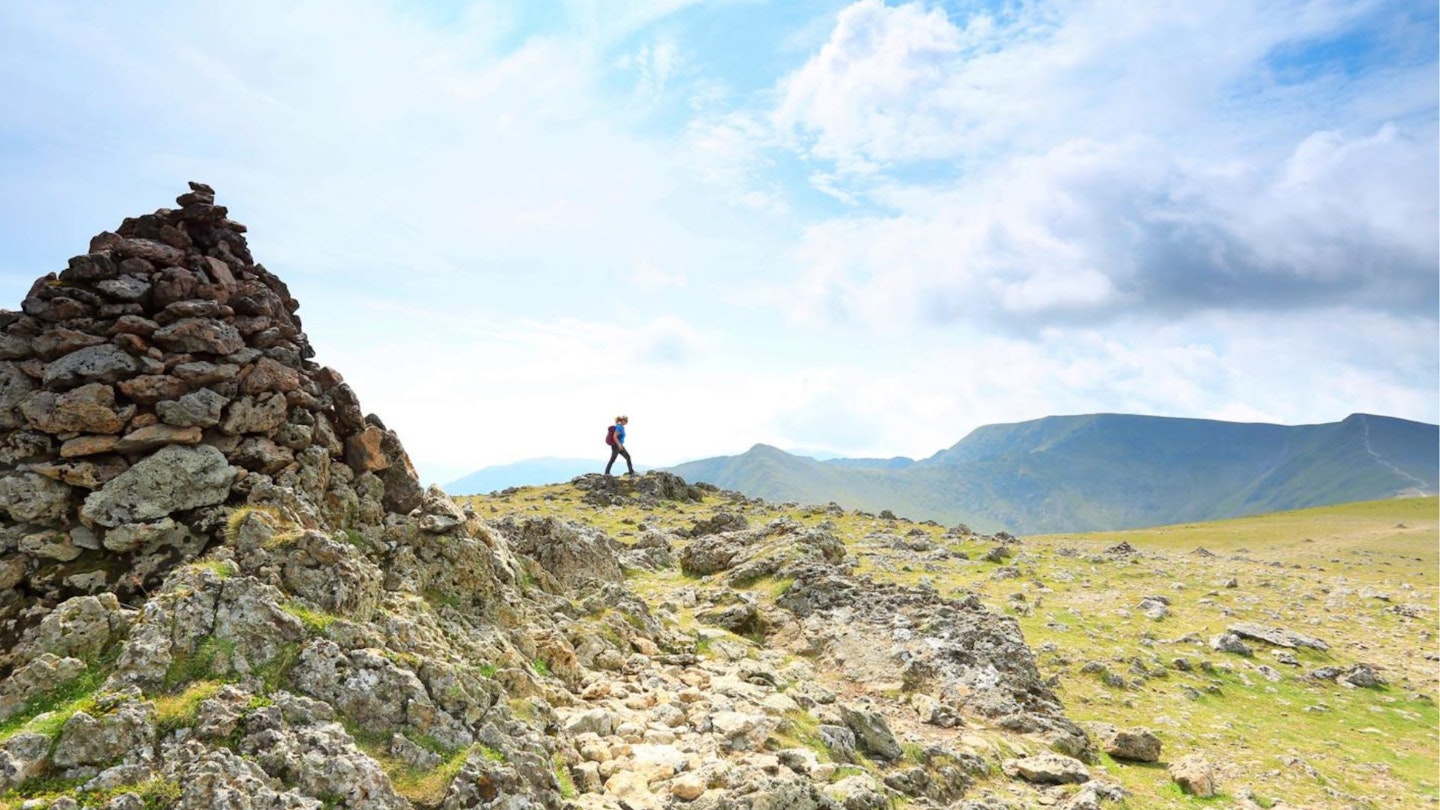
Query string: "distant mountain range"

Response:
xmin=664 ymin=413 xmax=1438 ymax=534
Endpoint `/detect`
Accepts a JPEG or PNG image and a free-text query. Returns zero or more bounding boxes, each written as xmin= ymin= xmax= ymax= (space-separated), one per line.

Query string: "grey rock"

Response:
xmin=1097 ymin=725 xmax=1161 ymax=762
xmin=1210 ymin=633 xmax=1253 ymax=656
xmin=96 ymin=274 xmax=152 ymax=303
xmin=0 ymin=361 xmax=37 ymax=428
xmin=839 ymin=703 xmax=903 ymax=761
xmin=416 ymin=485 xmax=467 ymax=534
xmin=823 ymin=774 xmax=889 ymax=810
xmin=0 ymin=472 xmax=73 ymax=525
xmin=818 ymin=724 xmax=858 ymax=762
xmin=1002 ymin=752 xmax=1089 ymax=784
xmin=81 ymin=444 xmax=237 ymax=527
xmin=155 ymin=388 xmax=228 ymax=427
xmin=0 ymin=653 xmax=87 ymax=723
xmin=0 ymin=732 xmax=51 ymax=792
xmin=19 ymin=527 xmax=82 ymax=561
xmin=1339 ymin=664 xmax=1386 ymax=688
xmin=1227 ymin=622 xmax=1328 ymax=651
xmin=219 ymin=392 xmax=287 ymax=435
xmin=101 ymin=517 xmax=195 ymax=554
xmin=43 ymin=344 xmax=142 ymax=390
xmin=52 ymin=697 xmax=156 ymax=768
xmin=14 ymin=594 xmax=133 ymax=664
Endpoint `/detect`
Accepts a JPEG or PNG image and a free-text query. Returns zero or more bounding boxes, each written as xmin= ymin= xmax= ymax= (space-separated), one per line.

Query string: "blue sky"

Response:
xmin=1 ymin=0 xmax=1435 ymax=485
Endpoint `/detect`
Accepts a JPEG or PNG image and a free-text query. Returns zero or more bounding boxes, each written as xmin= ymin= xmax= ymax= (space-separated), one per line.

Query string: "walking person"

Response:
xmin=605 ymin=415 xmax=635 ymax=476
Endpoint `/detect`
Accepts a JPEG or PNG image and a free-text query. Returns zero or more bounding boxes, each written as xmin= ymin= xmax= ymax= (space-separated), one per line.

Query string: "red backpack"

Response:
xmin=606 ymin=425 xmax=617 ymax=446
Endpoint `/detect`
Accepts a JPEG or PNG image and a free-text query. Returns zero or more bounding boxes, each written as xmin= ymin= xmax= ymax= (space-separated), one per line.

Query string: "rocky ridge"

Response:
xmin=0 ymin=188 xmax=1131 ymax=809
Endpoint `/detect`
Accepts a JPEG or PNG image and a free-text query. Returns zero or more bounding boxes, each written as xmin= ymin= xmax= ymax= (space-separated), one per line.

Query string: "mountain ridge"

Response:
xmin=664 ymin=412 xmax=1437 ymax=533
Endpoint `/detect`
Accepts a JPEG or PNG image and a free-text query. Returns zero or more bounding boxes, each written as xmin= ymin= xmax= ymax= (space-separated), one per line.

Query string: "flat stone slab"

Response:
xmin=1227 ymin=622 xmax=1329 ymax=651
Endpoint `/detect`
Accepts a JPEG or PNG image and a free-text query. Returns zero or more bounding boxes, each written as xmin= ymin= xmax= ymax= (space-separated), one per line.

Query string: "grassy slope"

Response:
xmin=1015 ymin=497 xmax=1439 ymax=807
xmin=469 ymin=482 xmax=1438 ymax=809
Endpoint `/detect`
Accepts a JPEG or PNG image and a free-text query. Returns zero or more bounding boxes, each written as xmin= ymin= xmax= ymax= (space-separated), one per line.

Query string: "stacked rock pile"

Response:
xmin=0 ymin=183 xmax=420 ymax=650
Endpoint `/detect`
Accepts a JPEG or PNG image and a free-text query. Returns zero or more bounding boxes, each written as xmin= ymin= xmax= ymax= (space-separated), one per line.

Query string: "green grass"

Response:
xmin=280 ymin=601 xmax=338 ymax=635
xmin=163 ymin=637 xmax=236 ymax=691
xmin=553 ymin=753 xmax=577 ymax=798
xmin=154 ymin=680 xmax=225 ymax=733
xmin=0 ymin=647 xmax=119 ymax=745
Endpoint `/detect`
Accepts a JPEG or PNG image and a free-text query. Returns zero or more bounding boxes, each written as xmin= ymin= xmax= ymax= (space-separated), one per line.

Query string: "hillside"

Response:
xmin=469 ymin=485 xmax=1438 ymax=809
xmin=666 ymin=413 xmax=1439 ymax=533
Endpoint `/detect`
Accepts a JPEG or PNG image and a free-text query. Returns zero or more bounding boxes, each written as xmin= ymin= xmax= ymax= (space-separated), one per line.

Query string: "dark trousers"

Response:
xmin=606 ymin=444 xmax=633 ymax=474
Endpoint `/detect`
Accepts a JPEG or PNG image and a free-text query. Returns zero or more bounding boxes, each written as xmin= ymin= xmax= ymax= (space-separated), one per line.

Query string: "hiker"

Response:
xmin=605 ymin=415 xmax=635 ymax=476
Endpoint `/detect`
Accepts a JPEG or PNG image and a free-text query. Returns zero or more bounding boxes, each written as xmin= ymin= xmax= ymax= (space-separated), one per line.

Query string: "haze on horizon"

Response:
xmin=0 ymin=0 xmax=1435 ymax=485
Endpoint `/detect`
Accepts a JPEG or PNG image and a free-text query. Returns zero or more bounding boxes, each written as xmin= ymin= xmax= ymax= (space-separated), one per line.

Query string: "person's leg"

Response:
xmin=605 ymin=445 xmax=620 ymax=475
xmin=620 ymin=447 xmax=634 ymax=474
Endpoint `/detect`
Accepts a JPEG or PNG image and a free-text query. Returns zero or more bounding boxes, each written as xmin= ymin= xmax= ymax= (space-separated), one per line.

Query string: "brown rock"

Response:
xmin=114 ymin=237 xmax=186 ymax=266
xmin=152 ymin=318 xmax=243 ymax=355
xmin=20 ymin=384 xmax=126 ymax=434
xmin=129 ymin=413 xmax=159 ymax=429
xmin=315 ymin=366 xmax=344 ymax=390
xmin=155 ymin=299 xmax=225 ymax=325
xmin=117 ymin=257 xmax=155 ymax=277
xmin=200 ymin=256 xmax=238 ymax=291
xmin=117 ymin=375 xmax=190 ymax=405
xmin=312 ymin=412 xmax=343 ymax=456
xmin=109 ymin=315 xmax=159 ymax=336
xmin=60 ymin=435 xmax=120 ymax=458
xmin=1169 ymin=754 xmax=1217 ymax=797
xmin=112 ymin=424 xmax=203 ymax=454
xmin=345 ymin=426 xmax=389 ymax=473
xmin=240 ymin=357 xmax=301 ymax=395
xmin=89 ymin=231 xmax=125 ymax=253
xmin=151 ymin=267 xmax=199 ymax=308
xmin=28 ymin=455 xmax=127 ymax=484
xmin=33 ymin=328 xmax=107 ymax=361
xmin=112 ymin=333 xmax=149 ymax=355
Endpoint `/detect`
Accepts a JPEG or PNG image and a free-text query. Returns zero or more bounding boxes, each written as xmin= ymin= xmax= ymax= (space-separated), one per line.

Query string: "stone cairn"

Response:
xmin=0 ymin=182 xmax=420 ymax=652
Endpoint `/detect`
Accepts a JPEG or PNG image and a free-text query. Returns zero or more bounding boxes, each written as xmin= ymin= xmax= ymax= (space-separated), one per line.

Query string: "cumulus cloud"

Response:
xmin=775 ymin=0 xmax=1437 ymax=329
